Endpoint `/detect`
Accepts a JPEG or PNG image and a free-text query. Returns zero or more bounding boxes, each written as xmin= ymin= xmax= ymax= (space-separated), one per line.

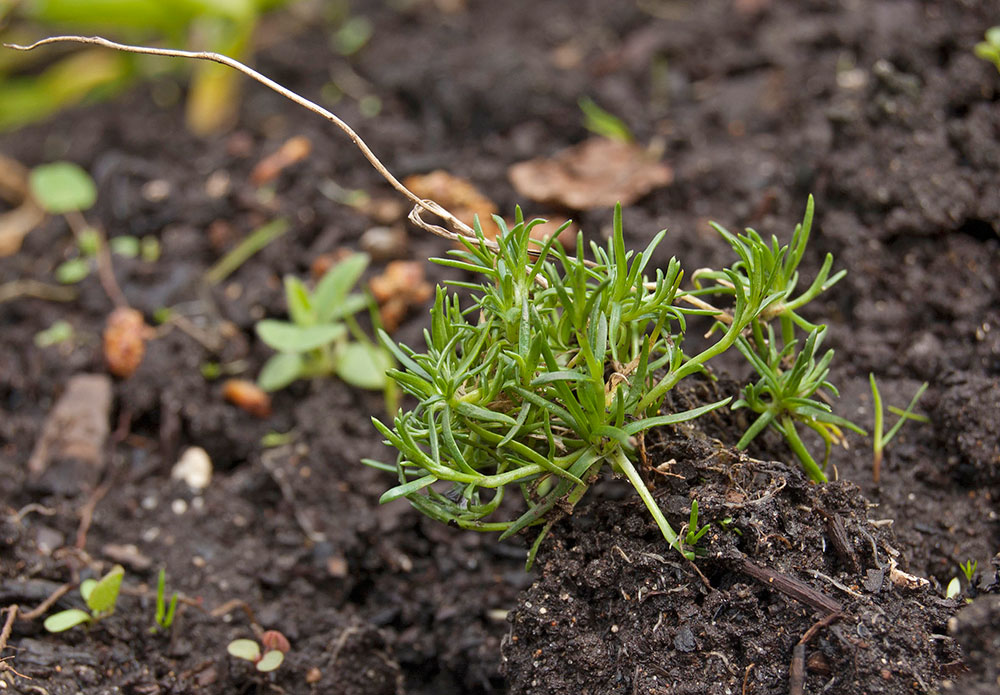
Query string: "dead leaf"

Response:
xmin=223 ymin=379 xmax=272 ymax=418
xmin=404 ymin=170 xmax=499 ymax=236
xmin=370 ymin=261 xmax=433 ymax=332
xmin=250 ymin=135 xmax=312 ymax=186
xmin=508 ymin=137 xmax=673 ymax=210
xmin=28 ymin=374 xmax=113 ymax=494
xmin=103 ymin=307 xmax=152 ymax=378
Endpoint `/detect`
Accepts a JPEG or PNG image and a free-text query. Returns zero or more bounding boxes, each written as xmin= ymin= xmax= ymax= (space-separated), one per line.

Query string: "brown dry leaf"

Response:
xmin=103 ymin=307 xmax=152 ymax=378
xmin=403 ymin=170 xmax=500 ymax=237
xmin=250 ymin=135 xmax=313 ymax=186
xmin=508 ymin=137 xmax=673 ymax=210
xmin=223 ymin=379 xmax=272 ymax=418
xmin=0 ymin=153 xmax=45 ymax=257
xmin=370 ymin=261 xmax=433 ymax=333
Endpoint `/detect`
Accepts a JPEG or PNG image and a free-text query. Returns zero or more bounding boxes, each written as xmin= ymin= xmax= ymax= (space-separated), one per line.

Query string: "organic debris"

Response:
xmin=250 ymin=135 xmax=312 ymax=186
xmin=103 ymin=307 xmax=152 ymax=378
xmin=222 ymin=379 xmax=273 ymax=418
xmin=508 ymin=137 xmax=672 ymax=210
xmin=368 ymin=260 xmax=433 ymax=332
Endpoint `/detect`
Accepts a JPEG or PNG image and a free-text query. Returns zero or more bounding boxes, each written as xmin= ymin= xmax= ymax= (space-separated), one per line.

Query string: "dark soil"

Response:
xmin=2 ymin=1 xmax=999 ymax=694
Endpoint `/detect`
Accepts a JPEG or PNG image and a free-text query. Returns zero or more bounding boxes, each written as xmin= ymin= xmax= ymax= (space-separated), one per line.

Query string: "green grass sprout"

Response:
xmin=152 ymin=568 xmax=178 ymax=633
xmin=869 ymin=375 xmax=929 ymax=484
xmin=974 ymin=27 xmax=1000 ymax=73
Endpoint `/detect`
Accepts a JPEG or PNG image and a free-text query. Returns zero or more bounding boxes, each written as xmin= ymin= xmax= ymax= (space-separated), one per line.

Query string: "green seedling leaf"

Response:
xmin=79 ymin=578 xmax=97 ymax=602
xmin=579 ymin=96 xmax=633 ymax=142
xmin=29 ymin=161 xmax=98 ymax=214
xmin=284 ymin=275 xmax=315 ymax=326
xmin=336 ymin=343 xmax=390 ymax=390
xmin=256 ymin=650 xmax=285 ymax=672
xmin=55 ymin=258 xmax=92 ymax=284
xmin=333 ymin=16 xmax=374 ymax=56
xmin=256 ymin=320 xmax=346 ymax=353
xmin=258 ymin=352 xmax=305 ymax=392
xmin=227 ymin=639 xmax=261 ymax=662
xmin=110 ymin=235 xmax=140 ymax=258
xmin=44 ymin=608 xmax=92 ymax=633
xmin=77 ymin=228 xmax=100 ymax=256
xmin=86 ymin=565 xmax=124 ymax=614
xmin=313 ymin=252 xmax=370 ymax=322
xmin=141 ymin=236 xmax=161 ymax=262
xmin=34 ymin=320 xmax=74 ymax=348
xmin=946 ymin=577 xmax=961 ymax=599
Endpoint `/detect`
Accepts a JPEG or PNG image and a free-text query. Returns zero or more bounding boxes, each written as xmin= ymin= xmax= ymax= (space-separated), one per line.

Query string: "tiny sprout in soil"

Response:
xmin=44 ymin=565 xmax=124 ymax=633
xmin=869 ymin=374 xmax=929 ymax=484
xmin=152 ymin=568 xmax=178 ymax=633
xmin=227 ymin=630 xmax=291 ymax=673
xmin=255 ymin=251 xmax=393 ymax=394
xmin=974 ymin=27 xmax=1000 ymax=73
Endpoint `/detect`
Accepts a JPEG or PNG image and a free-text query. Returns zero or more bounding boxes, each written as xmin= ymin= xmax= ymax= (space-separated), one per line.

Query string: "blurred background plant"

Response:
xmin=0 ymin=0 xmax=299 ymax=134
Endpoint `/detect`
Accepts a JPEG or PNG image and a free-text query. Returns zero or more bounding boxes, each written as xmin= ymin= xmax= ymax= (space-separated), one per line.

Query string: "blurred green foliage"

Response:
xmin=0 ymin=0 xmax=292 ymax=134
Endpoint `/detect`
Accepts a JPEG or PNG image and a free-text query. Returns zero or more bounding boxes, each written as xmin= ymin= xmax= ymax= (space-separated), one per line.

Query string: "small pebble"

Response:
xmin=171 ymin=447 xmax=213 ymax=490
xmin=171 ymin=499 xmax=188 ymax=515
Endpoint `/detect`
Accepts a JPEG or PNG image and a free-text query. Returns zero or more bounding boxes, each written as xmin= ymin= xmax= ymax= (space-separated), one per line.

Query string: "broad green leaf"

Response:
xmin=256 ymin=320 xmax=345 ymax=353
xmin=256 ymin=650 xmax=285 ymax=672
xmin=336 ymin=343 xmax=391 ymax=390
xmin=55 ymin=258 xmax=92 ymax=284
xmin=44 ymin=609 xmax=92 ymax=633
xmin=313 ymin=252 xmax=370 ymax=322
xmin=86 ymin=565 xmax=124 ymax=614
xmin=257 ymin=353 xmax=304 ymax=392
xmin=79 ymin=579 xmax=97 ymax=602
xmin=284 ymin=276 xmax=315 ymax=326
xmin=110 ymin=235 xmax=140 ymax=258
xmin=29 ymin=162 xmax=97 ymax=214
xmin=227 ymin=639 xmax=261 ymax=662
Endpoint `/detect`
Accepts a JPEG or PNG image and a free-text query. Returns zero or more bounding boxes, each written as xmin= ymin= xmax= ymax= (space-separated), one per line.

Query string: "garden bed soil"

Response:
xmin=2 ymin=1 xmax=999 ymax=694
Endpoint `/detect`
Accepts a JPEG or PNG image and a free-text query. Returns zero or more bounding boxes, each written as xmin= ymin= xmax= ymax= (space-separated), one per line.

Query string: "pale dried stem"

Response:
xmin=4 ymin=36 xmax=497 ymax=252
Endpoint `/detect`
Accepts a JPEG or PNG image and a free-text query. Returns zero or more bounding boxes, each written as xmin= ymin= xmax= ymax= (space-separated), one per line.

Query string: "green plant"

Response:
xmin=227 ymin=630 xmax=290 ymax=672
xmin=579 ymin=96 xmax=633 ymax=142
xmin=682 ymin=499 xmax=711 ymax=553
xmin=974 ymin=27 xmax=1000 ymax=73
xmin=255 ymin=251 xmax=393 ymax=393
xmin=692 ymin=197 xmax=866 ymax=482
xmin=151 ymin=568 xmax=178 ymax=633
xmin=44 ymin=565 xmax=124 ymax=632
xmin=960 ymin=559 xmax=978 ymax=583
xmin=869 ymin=375 xmax=929 ymax=483
xmin=366 ymin=202 xmax=794 ymax=567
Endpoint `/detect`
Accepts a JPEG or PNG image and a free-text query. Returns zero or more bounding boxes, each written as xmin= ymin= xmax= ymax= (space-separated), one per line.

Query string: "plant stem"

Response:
xmin=612 ymin=447 xmax=682 ymax=551
xmin=780 ymin=416 xmax=828 ymax=483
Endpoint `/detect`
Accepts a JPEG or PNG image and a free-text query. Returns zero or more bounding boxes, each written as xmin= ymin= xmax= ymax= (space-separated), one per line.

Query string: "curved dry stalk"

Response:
xmin=4 ymin=35 xmax=498 ymax=251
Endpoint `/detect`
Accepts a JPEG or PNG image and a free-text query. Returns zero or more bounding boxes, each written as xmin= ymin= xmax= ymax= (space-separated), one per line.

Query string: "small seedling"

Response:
xmin=974 ymin=27 xmax=1000 ymax=73
xmin=960 ymin=559 xmax=977 ymax=583
xmin=34 ymin=319 xmax=74 ymax=348
xmin=682 ymin=499 xmax=712 ymax=552
xmin=869 ymin=375 xmax=929 ymax=484
xmin=44 ymin=565 xmax=124 ymax=632
xmin=151 ymin=569 xmax=178 ymax=633
xmin=227 ymin=630 xmax=290 ymax=673
xmin=579 ymin=96 xmax=634 ymax=142
xmin=254 ymin=251 xmax=393 ymax=392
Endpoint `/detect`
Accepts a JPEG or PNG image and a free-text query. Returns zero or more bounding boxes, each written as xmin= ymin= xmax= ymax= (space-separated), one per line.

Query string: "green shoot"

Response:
xmin=152 ymin=568 xmax=178 ymax=633
xmin=579 ymin=96 xmax=634 ymax=142
xmin=29 ymin=161 xmax=96 ymax=214
xmin=254 ymin=251 xmax=394 ymax=393
xmin=694 ymin=197 xmax=863 ymax=482
xmin=227 ymin=630 xmax=290 ymax=673
xmin=369 ymin=202 xmax=788 ymax=567
xmin=683 ymin=499 xmax=712 ymax=552
xmin=960 ymin=559 xmax=977 ymax=584
xmin=974 ymin=27 xmax=1000 ymax=73
xmin=44 ymin=565 xmax=124 ymax=632
xmin=869 ymin=375 xmax=929 ymax=484
xmin=204 ymin=218 xmax=290 ymax=286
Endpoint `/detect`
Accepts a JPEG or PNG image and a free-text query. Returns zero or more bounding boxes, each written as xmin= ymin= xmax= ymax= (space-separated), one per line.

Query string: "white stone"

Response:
xmin=171 ymin=446 xmax=213 ymax=490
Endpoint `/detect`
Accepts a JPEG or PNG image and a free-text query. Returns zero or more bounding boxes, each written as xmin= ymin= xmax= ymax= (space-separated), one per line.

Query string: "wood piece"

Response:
xmin=740 ymin=558 xmax=843 ymax=615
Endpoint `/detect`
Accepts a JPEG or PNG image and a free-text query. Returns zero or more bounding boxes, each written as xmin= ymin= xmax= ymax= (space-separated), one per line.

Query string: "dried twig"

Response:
xmin=0 ymin=605 xmax=30 ymax=680
xmin=5 ymin=35 xmax=489 ymax=252
xmin=18 ymin=583 xmax=73 ymax=621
